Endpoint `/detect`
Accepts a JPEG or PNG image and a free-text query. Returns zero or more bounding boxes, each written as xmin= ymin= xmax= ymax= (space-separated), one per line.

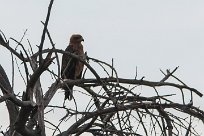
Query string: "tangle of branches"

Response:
xmin=0 ymin=1 xmax=203 ymax=136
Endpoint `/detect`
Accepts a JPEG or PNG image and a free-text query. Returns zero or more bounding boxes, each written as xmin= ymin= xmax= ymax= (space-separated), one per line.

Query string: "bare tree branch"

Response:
xmin=0 ymin=1 xmax=203 ymax=136
xmin=39 ymin=0 xmax=54 ymax=66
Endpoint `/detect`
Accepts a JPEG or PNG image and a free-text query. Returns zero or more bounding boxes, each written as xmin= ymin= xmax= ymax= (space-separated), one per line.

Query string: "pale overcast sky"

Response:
xmin=0 ymin=0 xmax=204 ymax=135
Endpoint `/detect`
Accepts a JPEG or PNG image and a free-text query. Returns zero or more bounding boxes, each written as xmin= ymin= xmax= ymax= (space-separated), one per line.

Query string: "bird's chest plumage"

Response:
xmin=70 ymin=44 xmax=84 ymax=78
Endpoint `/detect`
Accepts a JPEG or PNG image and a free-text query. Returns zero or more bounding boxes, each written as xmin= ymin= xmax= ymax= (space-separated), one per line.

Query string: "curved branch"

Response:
xmin=57 ymin=102 xmax=204 ymax=135
xmin=0 ymin=65 xmax=19 ymax=135
xmin=59 ymin=77 xmax=203 ymax=97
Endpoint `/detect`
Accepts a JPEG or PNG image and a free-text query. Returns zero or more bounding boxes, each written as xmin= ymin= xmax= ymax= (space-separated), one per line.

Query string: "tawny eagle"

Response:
xmin=61 ymin=34 xmax=84 ymax=100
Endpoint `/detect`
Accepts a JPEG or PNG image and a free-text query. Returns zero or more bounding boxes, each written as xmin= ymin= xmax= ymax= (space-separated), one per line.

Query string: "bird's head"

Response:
xmin=70 ymin=34 xmax=84 ymax=44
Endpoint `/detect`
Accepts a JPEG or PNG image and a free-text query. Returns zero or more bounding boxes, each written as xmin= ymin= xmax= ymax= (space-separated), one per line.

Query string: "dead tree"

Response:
xmin=0 ymin=0 xmax=204 ymax=136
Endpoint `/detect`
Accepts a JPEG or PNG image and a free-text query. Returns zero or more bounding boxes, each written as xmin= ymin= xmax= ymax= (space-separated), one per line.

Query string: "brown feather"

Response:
xmin=61 ymin=34 xmax=84 ymax=100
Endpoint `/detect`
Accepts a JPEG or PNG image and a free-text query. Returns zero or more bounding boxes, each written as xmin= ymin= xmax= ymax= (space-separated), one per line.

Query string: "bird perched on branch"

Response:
xmin=61 ymin=34 xmax=85 ymax=100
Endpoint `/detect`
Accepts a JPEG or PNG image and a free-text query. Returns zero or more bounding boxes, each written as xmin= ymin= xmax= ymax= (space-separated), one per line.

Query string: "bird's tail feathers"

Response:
xmin=63 ymin=85 xmax=73 ymax=100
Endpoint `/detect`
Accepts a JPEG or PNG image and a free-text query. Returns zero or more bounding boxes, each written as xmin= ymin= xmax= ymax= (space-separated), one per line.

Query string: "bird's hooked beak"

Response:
xmin=81 ymin=37 xmax=84 ymax=42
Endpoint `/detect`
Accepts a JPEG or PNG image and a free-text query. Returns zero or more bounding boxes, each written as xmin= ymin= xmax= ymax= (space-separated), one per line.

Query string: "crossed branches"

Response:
xmin=0 ymin=0 xmax=204 ymax=136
